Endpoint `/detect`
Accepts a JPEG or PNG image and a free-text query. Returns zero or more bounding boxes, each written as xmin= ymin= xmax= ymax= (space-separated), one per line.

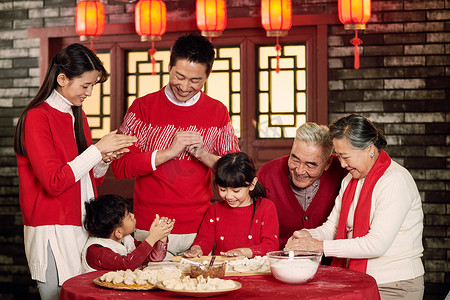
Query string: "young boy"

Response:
xmin=81 ymin=194 xmax=174 ymax=273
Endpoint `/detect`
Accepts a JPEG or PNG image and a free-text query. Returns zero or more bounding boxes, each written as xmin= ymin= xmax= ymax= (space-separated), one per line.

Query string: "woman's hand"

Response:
xmin=95 ymin=130 xmax=137 ymax=155
xmin=183 ymin=245 xmax=203 ymax=258
xmin=220 ymin=248 xmax=252 ymax=258
xmin=284 ymin=233 xmax=324 ymax=253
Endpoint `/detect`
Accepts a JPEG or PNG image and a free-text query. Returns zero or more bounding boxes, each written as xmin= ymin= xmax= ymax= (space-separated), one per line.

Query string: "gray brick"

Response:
xmin=13 ymin=77 xmax=39 ymax=88
xmin=405 ymin=44 xmax=445 ymax=55
xmin=0 ymin=2 xmax=13 ymax=10
xmin=328 ymin=46 xmax=357 ymax=58
xmin=0 ymin=68 xmax=27 ymax=78
xmin=364 ymin=45 xmax=403 ymax=56
xmin=364 ymin=112 xmax=405 ymax=123
xmin=404 ymin=67 xmax=445 ymax=78
xmin=0 ymin=88 xmax=28 ymax=98
xmin=404 ymin=22 xmax=444 ymax=32
xmin=14 ymin=38 xmax=40 ymax=49
xmin=0 ymin=59 xmax=12 ymax=68
xmin=427 ymin=32 xmax=450 ymax=43
xmin=384 ymin=56 xmax=426 ymax=67
xmin=345 ymin=79 xmax=384 ymax=90
xmin=384 ymin=101 xmax=425 ymax=112
xmin=329 ymin=90 xmax=364 ymax=102
xmin=328 ymin=58 xmax=343 ymax=69
xmin=405 ymin=112 xmax=445 ymax=123
xmin=13 ymin=1 xmax=44 ymax=10
xmin=45 ymin=17 xmax=75 ymax=28
xmin=363 ymin=90 xmax=405 ymax=101
xmin=384 ymin=79 xmax=426 ymax=89
xmin=0 ymin=29 xmax=27 ymax=40
xmin=416 ymin=180 xmax=446 ymax=191
xmin=426 ymin=169 xmax=450 ymax=180
xmin=345 ymin=101 xmax=383 ymax=112
xmin=384 ymin=33 xmax=426 ymax=44
xmin=0 ymin=79 xmax=12 ymax=88
xmin=328 ymin=36 xmax=343 ymax=47
xmin=59 ymin=7 xmax=75 ymax=17
xmin=328 ymin=80 xmax=344 ymax=90
xmin=0 ymin=98 xmax=13 ymax=108
xmin=371 ymin=1 xmax=403 ymax=12
xmin=383 ymin=11 xmax=426 ymax=22
xmin=427 ymin=10 xmax=450 ymax=21
xmin=366 ymin=23 xmax=404 ymax=33
xmin=28 ymin=8 xmax=59 ymax=19
xmin=13 ymin=18 xmax=43 ymax=30
xmin=405 ymin=0 xmax=444 ymax=10
xmin=405 ymin=89 xmax=446 ymax=100
xmin=388 ymin=145 xmax=427 ymax=157
xmin=426 ymin=146 xmax=450 ymax=157
xmin=427 ymin=56 xmax=450 ymax=66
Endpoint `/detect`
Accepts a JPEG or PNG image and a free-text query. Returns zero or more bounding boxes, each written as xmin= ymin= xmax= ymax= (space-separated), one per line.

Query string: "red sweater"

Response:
xmin=111 ymin=88 xmax=240 ymax=234
xmin=257 ymin=155 xmax=347 ymax=248
xmin=193 ymin=198 xmax=280 ymax=257
xmin=86 ymin=240 xmax=167 ymax=271
xmin=17 ymin=102 xmax=101 ymax=226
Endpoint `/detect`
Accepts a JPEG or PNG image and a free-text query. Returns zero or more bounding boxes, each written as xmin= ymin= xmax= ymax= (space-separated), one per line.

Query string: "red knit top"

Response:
xmin=193 ymin=198 xmax=280 ymax=257
xmin=257 ymin=155 xmax=347 ymax=248
xmin=17 ymin=102 xmax=100 ymax=226
xmin=86 ymin=240 xmax=167 ymax=271
xmin=111 ymin=88 xmax=240 ymax=234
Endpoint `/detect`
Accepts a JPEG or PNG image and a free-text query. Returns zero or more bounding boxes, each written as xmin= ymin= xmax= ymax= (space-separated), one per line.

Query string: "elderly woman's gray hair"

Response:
xmin=295 ymin=122 xmax=333 ymax=159
xmin=329 ymin=114 xmax=387 ymax=150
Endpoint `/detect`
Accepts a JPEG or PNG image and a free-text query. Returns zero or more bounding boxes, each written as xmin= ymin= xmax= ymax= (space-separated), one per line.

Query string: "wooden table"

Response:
xmin=60 ymin=265 xmax=380 ymax=299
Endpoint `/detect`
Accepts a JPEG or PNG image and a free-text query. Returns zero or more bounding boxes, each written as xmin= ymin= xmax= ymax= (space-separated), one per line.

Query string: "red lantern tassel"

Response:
xmin=90 ymin=39 xmax=95 ymax=53
xmin=149 ymin=41 xmax=157 ymax=75
xmin=275 ymin=36 xmax=282 ymax=74
xmin=350 ymin=30 xmax=362 ymax=69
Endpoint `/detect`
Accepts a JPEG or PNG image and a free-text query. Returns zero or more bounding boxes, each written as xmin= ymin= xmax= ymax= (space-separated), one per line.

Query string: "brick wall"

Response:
xmin=0 ymin=0 xmax=448 ymax=299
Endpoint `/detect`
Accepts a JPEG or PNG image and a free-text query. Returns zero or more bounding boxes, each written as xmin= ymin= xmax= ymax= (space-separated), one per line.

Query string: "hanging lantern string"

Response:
xmin=275 ymin=36 xmax=282 ymax=74
xmin=350 ymin=29 xmax=362 ymax=70
xmin=149 ymin=40 xmax=157 ymax=75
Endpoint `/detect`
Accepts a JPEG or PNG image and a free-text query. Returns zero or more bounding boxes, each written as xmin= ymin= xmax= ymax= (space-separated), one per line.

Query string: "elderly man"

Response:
xmin=257 ymin=123 xmax=347 ymax=249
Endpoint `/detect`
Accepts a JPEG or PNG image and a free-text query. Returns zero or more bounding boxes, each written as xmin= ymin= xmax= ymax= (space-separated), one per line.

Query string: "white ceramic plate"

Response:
xmin=155 ymin=281 xmax=242 ymax=297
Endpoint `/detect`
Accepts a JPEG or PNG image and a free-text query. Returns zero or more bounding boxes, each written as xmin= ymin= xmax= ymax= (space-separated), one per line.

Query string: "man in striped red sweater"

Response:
xmin=112 ymin=34 xmax=239 ymax=259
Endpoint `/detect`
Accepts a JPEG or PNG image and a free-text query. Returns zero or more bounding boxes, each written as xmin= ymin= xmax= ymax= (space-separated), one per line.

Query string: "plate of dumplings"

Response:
xmin=94 ymin=268 xmax=182 ymax=290
xmin=156 ymin=275 xmax=241 ymax=297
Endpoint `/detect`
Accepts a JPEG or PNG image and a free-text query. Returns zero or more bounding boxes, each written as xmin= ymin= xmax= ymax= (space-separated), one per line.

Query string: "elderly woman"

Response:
xmin=285 ymin=114 xmax=424 ymax=300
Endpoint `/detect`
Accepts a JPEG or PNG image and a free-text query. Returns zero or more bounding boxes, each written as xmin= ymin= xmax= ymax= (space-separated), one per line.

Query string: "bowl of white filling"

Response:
xmin=266 ymin=251 xmax=322 ymax=284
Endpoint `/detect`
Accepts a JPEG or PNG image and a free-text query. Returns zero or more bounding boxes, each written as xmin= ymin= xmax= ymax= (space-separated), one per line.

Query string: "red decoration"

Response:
xmin=75 ymin=0 xmax=105 ymax=50
xmin=261 ymin=0 xmax=292 ymax=73
xmin=196 ymin=0 xmax=227 ymax=40
xmin=135 ymin=0 xmax=167 ymax=75
xmin=338 ymin=0 xmax=371 ymax=69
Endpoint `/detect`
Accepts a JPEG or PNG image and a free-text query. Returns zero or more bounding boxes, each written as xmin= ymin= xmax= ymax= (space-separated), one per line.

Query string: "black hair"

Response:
xmin=84 ymin=194 xmax=130 ymax=238
xmin=329 ymin=114 xmax=387 ymax=150
xmin=215 ymin=152 xmax=266 ymax=218
xmin=14 ymin=43 xmax=108 ymax=156
xmin=169 ymin=33 xmax=215 ymax=75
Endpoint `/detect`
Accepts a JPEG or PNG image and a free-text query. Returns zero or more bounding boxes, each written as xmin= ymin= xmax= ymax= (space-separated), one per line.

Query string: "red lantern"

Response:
xmin=75 ymin=0 xmax=105 ymax=50
xmin=196 ymin=0 xmax=227 ymax=39
xmin=261 ymin=0 xmax=292 ymax=73
xmin=338 ymin=0 xmax=371 ymax=69
xmin=135 ymin=0 xmax=167 ymax=75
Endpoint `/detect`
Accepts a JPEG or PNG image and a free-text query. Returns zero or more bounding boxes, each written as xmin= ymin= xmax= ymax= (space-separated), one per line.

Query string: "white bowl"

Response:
xmin=266 ymin=251 xmax=322 ymax=284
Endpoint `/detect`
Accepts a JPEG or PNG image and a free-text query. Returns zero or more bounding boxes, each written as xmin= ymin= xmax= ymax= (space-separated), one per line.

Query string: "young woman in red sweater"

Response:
xmin=81 ymin=194 xmax=174 ymax=273
xmin=183 ymin=152 xmax=280 ymax=258
xmin=14 ymin=43 xmax=136 ymax=300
